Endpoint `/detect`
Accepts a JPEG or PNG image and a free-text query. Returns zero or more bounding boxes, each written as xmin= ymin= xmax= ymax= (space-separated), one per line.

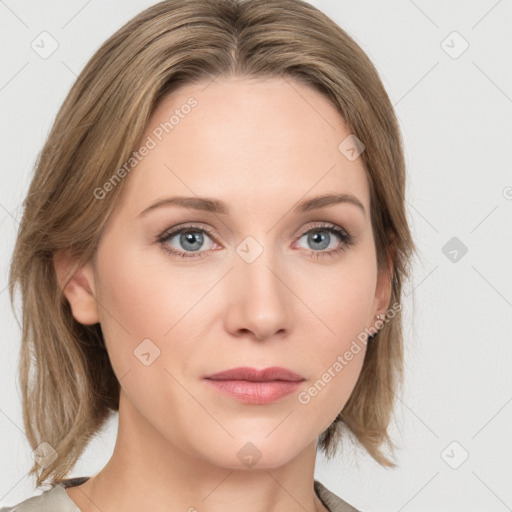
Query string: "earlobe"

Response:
xmin=53 ymin=248 xmax=100 ymax=326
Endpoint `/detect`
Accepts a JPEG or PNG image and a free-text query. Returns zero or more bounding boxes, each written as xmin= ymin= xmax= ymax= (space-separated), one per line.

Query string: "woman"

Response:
xmin=3 ymin=0 xmax=415 ymax=511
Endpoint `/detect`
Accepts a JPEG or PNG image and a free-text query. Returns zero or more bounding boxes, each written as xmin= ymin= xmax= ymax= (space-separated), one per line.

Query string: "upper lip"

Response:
xmin=204 ymin=366 xmax=305 ymax=382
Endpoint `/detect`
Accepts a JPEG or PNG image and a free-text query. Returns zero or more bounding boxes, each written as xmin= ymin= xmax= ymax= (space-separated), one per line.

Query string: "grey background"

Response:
xmin=1 ymin=1 xmax=511 ymax=511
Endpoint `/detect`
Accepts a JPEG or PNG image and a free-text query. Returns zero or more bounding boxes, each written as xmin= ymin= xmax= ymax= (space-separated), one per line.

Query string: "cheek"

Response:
xmin=293 ymin=251 xmax=376 ymax=420
xmin=298 ymin=248 xmax=377 ymax=348
xmin=92 ymin=239 xmax=233 ymax=399
xmin=92 ymin=242 xmax=204 ymax=371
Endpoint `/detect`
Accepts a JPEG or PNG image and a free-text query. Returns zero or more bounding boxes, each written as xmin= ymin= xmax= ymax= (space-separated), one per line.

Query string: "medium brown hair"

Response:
xmin=8 ymin=0 xmax=416 ymax=486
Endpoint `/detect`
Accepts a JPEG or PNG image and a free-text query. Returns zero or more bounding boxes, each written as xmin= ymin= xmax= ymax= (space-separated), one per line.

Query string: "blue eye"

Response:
xmin=158 ymin=225 xmax=216 ymax=258
xmin=157 ymin=222 xmax=355 ymax=259
xmin=295 ymin=224 xmax=354 ymax=259
xmin=299 ymin=230 xmax=337 ymax=251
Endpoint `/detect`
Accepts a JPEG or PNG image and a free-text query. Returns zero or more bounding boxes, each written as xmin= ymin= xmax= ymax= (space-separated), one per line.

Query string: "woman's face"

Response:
xmin=71 ymin=76 xmax=391 ymax=469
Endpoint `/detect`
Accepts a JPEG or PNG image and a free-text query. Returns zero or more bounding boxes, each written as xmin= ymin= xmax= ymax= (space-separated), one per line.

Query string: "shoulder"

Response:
xmin=314 ymin=479 xmax=362 ymax=512
xmin=2 ymin=478 xmax=356 ymax=512
xmin=0 ymin=477 xmax=88 ymax=512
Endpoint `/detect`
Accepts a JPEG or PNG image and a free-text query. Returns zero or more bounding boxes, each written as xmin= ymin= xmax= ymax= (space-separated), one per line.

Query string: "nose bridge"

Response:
xmin=226 ymin=233 xmax=292 ymax=339
xmin=237 ymin=233 xmax=288 ymax=302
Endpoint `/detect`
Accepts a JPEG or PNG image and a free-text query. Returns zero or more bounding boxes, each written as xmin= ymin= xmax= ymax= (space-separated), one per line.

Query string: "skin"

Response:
xmin=55 ymin=75 xmax=392 ymax=512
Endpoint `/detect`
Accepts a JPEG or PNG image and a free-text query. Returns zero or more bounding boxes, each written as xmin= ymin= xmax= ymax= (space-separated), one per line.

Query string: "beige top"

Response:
xmin=0 ymin=477 xmax=360 ymax=512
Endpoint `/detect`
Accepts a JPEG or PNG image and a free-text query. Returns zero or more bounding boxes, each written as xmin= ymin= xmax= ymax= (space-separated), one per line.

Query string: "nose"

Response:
xmin=223 ymin=245 xmax=293 ymax=342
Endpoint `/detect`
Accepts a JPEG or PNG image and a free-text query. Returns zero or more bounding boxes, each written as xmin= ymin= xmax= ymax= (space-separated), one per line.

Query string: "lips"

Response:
xmin=204 ymin=366 xmax=304 ymax=382
xmin=203 ymin=366 xmax=305 ymax=405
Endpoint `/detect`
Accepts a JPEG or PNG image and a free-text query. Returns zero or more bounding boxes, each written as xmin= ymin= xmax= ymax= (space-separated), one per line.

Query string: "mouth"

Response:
xmin=203 ymin=366 xmax=305 ymax=405
xmin=204 ymin=366 xmax=304 ymax=382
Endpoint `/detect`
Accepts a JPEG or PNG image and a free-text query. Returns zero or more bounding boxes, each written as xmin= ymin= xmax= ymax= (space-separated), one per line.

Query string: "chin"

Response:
xmin=191 ymin=431 xmax=311 ymax=471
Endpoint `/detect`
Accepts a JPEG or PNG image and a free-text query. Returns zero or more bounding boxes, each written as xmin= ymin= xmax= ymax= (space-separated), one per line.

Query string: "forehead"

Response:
xmin=119 ymin=76 xmax=370 ymax=218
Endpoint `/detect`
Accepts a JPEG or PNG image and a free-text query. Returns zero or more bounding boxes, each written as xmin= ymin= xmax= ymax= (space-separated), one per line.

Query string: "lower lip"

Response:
xmin=204 ymin=379 xmax=303 ymax=404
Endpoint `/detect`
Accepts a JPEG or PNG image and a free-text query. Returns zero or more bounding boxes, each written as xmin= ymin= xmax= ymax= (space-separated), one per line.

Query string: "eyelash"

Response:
xmin=157 ymin=221 xmax=355 ymax=260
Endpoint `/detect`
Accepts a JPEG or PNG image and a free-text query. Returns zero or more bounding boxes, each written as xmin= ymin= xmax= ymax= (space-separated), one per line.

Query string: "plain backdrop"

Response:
xmin=1 ymin=1 xmax=511 ymax=511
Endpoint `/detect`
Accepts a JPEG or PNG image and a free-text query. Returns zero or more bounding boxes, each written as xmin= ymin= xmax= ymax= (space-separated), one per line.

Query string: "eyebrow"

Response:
xmin=138 ymin=192 xmax=366 ymax=217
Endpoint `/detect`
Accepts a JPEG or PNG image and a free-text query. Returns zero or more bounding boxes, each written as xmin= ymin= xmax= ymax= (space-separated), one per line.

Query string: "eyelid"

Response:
xmin=158 ymin=222 xmax=217 ymax=240
xmin=294 ymin=220 xmax=349 ymax=238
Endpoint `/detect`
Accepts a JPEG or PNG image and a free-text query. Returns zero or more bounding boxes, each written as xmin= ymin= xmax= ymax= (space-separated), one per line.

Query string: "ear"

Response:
xmin=53 ymin=248 xmax=99 ymax=325
xmin=372 ymin=239 xmax=394 ymax=319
